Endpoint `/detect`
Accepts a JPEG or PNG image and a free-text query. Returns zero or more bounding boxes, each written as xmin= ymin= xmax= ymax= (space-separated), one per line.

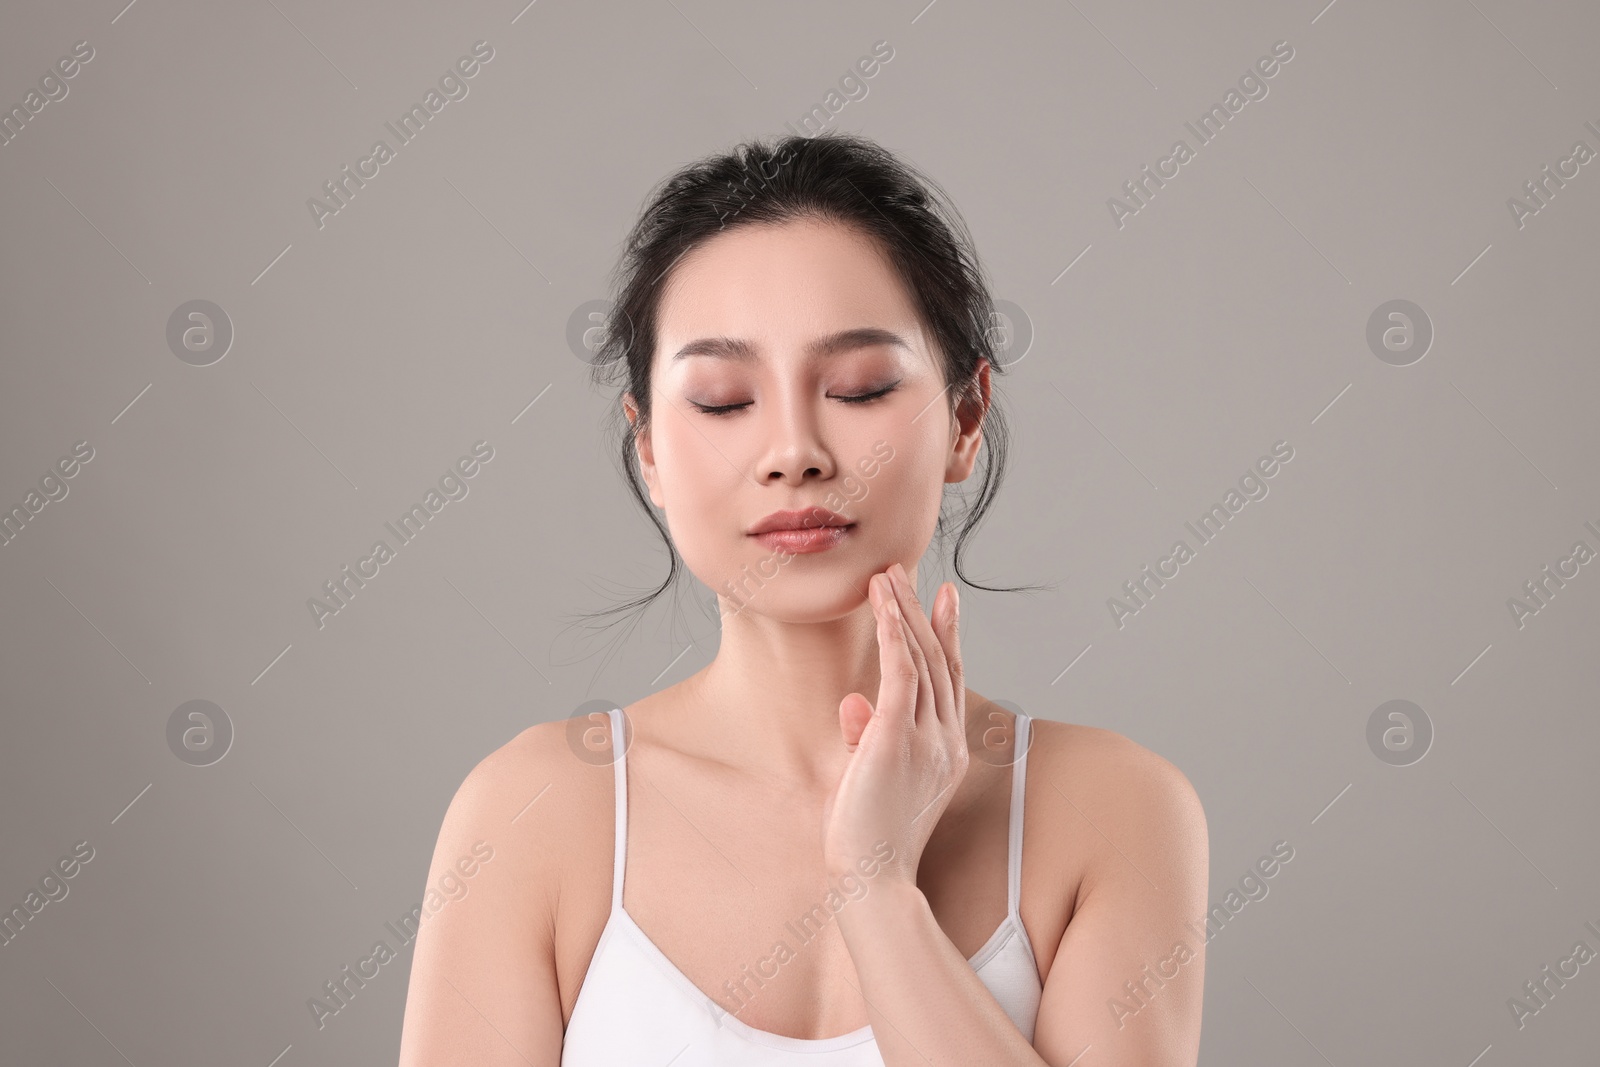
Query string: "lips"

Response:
xmin=747 ymin=507 xmax=853 ymax=535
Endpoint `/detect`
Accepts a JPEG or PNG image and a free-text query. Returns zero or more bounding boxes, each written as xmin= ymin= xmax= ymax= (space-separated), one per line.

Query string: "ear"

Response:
xmin=622 ymin=392 xmax=666 ymax=508
xmin=945 ymin=360 xmax=991 ymax=484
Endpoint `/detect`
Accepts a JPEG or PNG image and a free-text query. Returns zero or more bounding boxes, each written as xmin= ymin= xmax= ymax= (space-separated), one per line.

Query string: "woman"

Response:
xmin=398 ymin=132 xmax=1208 ymax=1066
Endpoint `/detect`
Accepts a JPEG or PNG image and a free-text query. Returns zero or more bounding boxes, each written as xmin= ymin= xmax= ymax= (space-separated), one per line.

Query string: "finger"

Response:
xmin=892 ymin=588 xmax=935 ymax=730
xmin=839 ymin=692 xmax=873 ymax=750
xmin=888 ymin=564 xmax=952 ymax=730
xmin=880 ymin=569 xmax=931 ymax=730
xmin=933 ymin=582 xmax=965 ymax=732
xmin=873 ymin=573 xmax=919 ymax=731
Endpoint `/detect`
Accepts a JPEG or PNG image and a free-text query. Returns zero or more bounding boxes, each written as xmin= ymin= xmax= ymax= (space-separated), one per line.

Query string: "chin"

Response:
xmin=713 ymin=574 xmax=868 ymax=624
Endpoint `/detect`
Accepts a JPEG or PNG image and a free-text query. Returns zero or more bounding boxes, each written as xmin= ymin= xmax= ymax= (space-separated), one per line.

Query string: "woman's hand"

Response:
xmin=820 ymin=562 xmax=967 ymax=886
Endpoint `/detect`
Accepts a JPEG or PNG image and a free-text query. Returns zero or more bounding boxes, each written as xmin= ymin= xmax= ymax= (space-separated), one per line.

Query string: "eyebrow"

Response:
xmin=671 ymin=326 xmax=912 ymax=364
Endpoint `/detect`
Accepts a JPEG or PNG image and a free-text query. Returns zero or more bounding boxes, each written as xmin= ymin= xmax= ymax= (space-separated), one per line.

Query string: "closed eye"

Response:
xmin=690 ymin=400 xmax=749 ymax=417
xmin=691 ymin=384 xmax=899 ymax=417
xmin=838 ymin=384 xmax=899 ymax=405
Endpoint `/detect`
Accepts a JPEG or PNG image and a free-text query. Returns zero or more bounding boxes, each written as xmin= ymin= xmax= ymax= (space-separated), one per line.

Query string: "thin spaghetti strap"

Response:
xmin=1006 ymin=712 xmax=1032 ymax=917
xmin=607 ymin=707 xmax=627 ymax=913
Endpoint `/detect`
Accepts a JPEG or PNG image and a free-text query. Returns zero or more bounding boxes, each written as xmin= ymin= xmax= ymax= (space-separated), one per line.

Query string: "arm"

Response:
xmin=1031 ymin=742 xmax=1208 ymax=1066
xmin=397 ymin=726 xmax=569 ymax=1067
xmin=835 ymin=879 xmax=1042 ymax=1065
xmin=836 ymin=739 xmax=1209 ymax=1067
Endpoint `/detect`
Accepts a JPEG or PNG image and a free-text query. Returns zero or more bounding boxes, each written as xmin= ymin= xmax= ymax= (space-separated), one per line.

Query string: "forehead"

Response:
xmin=654 ymin=219 xmax=930 ymax=368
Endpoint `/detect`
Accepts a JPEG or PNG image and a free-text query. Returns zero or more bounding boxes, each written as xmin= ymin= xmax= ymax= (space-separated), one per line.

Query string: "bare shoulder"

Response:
xmin=442 ymin=717 xmax=615 ymax=882
xmin=1030 ymin=717 xmax=1201 ymax=804
xmin=1025 ymin=717 xmax=1207 ymax=879
xmin=398 ymin=717 xmax=614 ymax=1065
xmin=418 ymin=715 xmax=622 ymax=958
xmin=1012 ymin=717 xmax=1208 ymax=996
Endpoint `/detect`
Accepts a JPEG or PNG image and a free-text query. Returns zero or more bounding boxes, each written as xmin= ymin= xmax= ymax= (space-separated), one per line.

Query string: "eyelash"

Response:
xmin=692 ymin=384 xmax=899 ymax=417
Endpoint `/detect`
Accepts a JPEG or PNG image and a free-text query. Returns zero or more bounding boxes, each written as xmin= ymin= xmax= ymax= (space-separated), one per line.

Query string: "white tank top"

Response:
xmin=560 ymin=707 xmax=1043 ymax=1065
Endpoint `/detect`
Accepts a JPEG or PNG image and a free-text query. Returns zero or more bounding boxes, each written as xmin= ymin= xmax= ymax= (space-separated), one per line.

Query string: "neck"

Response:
xmin=680 ymin=594 xmax=885 ymax=791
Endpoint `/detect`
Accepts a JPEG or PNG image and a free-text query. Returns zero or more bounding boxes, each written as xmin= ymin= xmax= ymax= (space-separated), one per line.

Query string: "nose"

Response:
xmin=758 ymin=395 xmax=836 ymax=485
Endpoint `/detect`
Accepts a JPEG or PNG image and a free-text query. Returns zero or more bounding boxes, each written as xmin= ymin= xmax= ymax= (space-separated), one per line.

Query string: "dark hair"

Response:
xmin=567 ymin=130 xmax=1050 ymax=661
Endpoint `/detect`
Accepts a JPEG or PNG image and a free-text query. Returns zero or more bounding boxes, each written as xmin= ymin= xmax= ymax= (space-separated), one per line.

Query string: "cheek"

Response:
xmin=882 ymin=463 xmax=944 ymax=528
xmin=858 ymin=434 xmax=946 ymax=534
xmin=653 ymin=422 xmax=729 ymax=498
xmin=651 ymin=425 xmax=741 ymax=546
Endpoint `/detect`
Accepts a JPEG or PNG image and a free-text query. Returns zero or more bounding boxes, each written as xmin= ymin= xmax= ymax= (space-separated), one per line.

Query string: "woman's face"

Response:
xmin=625 ymin=218 xmax=989 ymax=622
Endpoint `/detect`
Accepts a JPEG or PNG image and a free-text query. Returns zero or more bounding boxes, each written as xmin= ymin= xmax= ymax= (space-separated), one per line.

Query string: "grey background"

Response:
xmin=2 ymin=0 xmax=1597 ymax=1064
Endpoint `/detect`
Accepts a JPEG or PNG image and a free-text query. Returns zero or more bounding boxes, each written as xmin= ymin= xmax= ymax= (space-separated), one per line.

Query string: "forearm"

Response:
xmin=837 ymin=878 xmax=1048 ymax=1067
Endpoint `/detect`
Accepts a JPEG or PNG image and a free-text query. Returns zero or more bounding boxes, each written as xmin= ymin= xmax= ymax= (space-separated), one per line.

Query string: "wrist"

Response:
xmin=823 ymin=839 xmax=906 ymax=884
xmin=835 ymin=875 xmax=928 ymax=937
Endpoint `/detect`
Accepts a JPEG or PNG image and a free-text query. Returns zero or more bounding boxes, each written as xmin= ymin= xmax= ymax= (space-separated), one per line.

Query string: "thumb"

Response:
xmin=839 ymin=692 xmax=874 ymax=750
